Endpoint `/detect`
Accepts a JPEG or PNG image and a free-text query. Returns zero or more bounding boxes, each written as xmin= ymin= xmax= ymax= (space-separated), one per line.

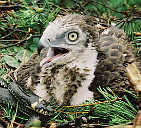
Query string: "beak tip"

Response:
xmin=38 ymin=42 xmax=45 ymax=55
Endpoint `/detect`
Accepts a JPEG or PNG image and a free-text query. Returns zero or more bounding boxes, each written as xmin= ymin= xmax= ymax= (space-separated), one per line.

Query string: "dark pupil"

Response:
xmin=71 ymin=34 xmax=74 ymax=38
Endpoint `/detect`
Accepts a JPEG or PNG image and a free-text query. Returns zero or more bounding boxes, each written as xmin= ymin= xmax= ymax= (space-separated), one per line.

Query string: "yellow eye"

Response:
xmin=68 ymin=32 xmax=78 ymax=41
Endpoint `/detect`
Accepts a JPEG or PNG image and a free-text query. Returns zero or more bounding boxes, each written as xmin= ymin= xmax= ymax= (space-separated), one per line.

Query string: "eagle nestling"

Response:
xmin=16 ymin=14 xmax=140 ymax=106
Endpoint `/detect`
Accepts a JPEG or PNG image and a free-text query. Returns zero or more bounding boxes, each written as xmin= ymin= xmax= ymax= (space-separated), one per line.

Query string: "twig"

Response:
xmin=82 ymin=123 xmax=110 ymax=127
xmin=5 ymin=69 xmax=15 ymax=81
xmin=0 ymin=117 xmax=8 ymax=128
xmin=0 ymin=5 xmax=22 ymax=11
xmin=82 ymin=1 xmax=91 ymax=7
xmin=21 ymin=50 xmax=26 ymax=65
xmin=0 ymin=31 xmax=15 ymax=39
xmin=12 ymin=31 xmax=20 ymax=40
xmin=0 ymin=34 xmax=32 ymax=49
xmin=55 ymin=119 xmax=110 ymax=128
xmin=0 ymin=53 xmax=16 ymax=57
xmin=0 ymin=1 xmax=7 ymax=4
xmin=54 ymin=98 xmax=123 ymax=114
xmin=117 ymin=7 xmax=136 ymax=28
xmin=0 ymin=40 xmax=20 ymax=42
xmin=10 ymin=121 xmax=24 ymax=128
xmin=59 ymin=98 xmax=123 ymax=108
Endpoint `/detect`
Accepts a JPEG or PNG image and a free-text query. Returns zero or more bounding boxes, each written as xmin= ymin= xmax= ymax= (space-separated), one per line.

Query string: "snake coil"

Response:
xmin=0 ymin=78 xmax=53 ymax=115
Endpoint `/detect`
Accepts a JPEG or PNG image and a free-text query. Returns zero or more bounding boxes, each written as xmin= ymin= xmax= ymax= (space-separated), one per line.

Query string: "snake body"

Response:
xmin=0 ymin=78 xmax=53 ymax=115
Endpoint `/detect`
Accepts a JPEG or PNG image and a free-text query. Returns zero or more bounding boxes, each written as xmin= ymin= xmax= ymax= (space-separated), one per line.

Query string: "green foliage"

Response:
xmin=0 ymin=103 xmax=29 ymax=124
xmin=45 ymin=87 xmax=137 ymax=126
xmin=3 ymin=55 xmax=20 ymax=68
xmin=46 ymin=0 xmax=141 ymax=42
xmin=13 ymin=5 xmax=59 ymax=34
xmin=93 ymin=87 xmax=137 ymax=125
xmin=1 ymin=46 xmax=33 ymax=68
xmin=0 ymin=1 xmax=59 ymax=77
xmin=0 ymin=0 xmax=59 ymax=36
xmin=2 ymin=87 xmax=136 ymax=126
xmin=0 ymin=0 xmax=141 ymax=126
xmin=28 ymin=119 xmax=41 ymax=127
xmin=1 ymin=104 xmax=17 ymax=120
xmin=23 ymin=37 xmax=40 ymax=51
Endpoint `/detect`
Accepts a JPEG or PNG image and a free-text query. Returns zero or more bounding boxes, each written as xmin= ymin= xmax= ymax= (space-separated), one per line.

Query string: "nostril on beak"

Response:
xmin=48 ymin=38 xmax=51 ymax=42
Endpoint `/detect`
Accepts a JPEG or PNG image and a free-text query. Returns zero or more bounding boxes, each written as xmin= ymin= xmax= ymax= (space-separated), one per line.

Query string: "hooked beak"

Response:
xmin=38 ymin=37 xmax=70 ymax=67
xmin=38 ymin=36 xmax=52 ymax=55
xmin=38 ymin=41 xmax=45 ymax=54
xmin=38 ymin=40 xmax=69 ymax=67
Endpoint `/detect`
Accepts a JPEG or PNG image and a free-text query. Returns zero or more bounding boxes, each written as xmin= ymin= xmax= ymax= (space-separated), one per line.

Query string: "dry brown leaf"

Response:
xmin=126 ymin=63 xmax=141 ymax=91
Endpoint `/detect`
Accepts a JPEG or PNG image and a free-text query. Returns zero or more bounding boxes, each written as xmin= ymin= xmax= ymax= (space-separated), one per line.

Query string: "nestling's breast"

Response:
xmin=34 ymin=46 xmax=98 ymax=105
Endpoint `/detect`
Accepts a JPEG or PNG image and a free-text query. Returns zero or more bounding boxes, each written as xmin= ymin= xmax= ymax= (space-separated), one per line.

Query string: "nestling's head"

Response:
xmin=38 ymin=14 xmax=99 ymax=68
